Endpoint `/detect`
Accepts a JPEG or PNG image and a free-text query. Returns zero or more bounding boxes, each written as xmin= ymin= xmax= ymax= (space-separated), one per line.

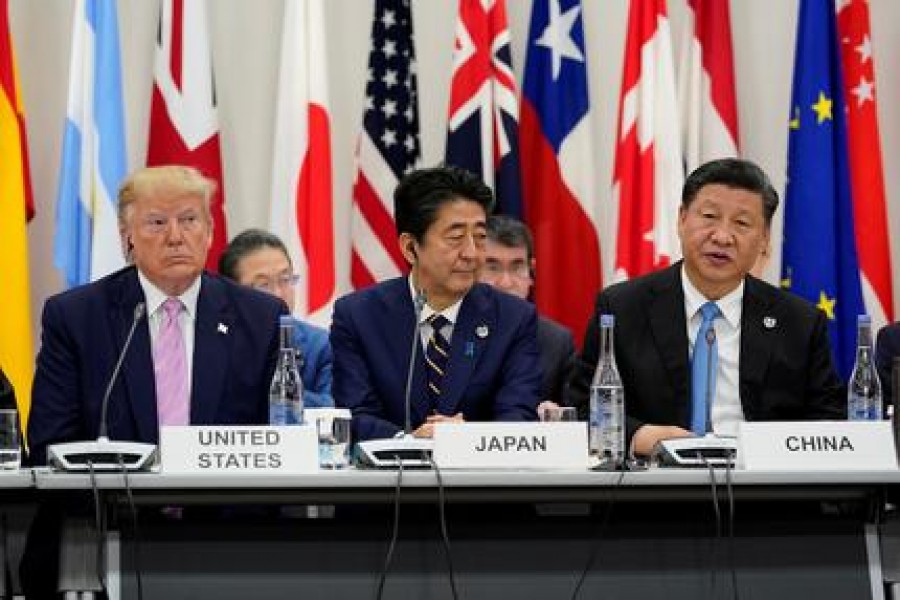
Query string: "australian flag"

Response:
xmin=445 ymin=0 xmax=522 ymax=217
xmin=782 ymin=0 xmax=864 ymax=379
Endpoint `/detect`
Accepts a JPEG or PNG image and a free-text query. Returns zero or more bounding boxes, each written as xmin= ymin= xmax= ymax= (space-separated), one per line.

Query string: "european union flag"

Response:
xmin=782 ymin=0 xmax=864 ymax=379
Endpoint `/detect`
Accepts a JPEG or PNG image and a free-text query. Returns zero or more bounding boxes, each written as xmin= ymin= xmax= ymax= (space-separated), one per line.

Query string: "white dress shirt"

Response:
xmin=407 ymin=276 xmax=463 ymax=349
xmin=682 ymin=268 xmax=745 ymax=436
xmin=139 ymin=271 xmax=202 ymax=396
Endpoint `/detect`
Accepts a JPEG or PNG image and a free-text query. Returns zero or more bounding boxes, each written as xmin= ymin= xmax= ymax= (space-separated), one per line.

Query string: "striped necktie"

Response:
xmin=153 ymin=297 xmax=189 ymax=426
xmin=425 ymin=314 xmax=450 ymax=403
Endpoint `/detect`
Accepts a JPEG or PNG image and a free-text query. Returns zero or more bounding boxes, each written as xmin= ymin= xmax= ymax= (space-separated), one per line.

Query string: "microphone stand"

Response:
xmin=356 ymin=288 xmax=434 ymax=468
xmin=47 ymin=303 xmax=158 ymax=472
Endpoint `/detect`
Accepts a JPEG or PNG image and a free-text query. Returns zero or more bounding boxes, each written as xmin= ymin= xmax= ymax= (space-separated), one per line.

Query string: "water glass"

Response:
xmin=539 ymin=405 xmax=577 ymax=422
xmin=309 ymin=408 xmax=352 ymax=469
xmin=0 ymin=409 xmax=21 ymax=470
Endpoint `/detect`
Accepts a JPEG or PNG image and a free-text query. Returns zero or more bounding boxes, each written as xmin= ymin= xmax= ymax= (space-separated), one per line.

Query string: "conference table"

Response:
xmin=30 ymin=466 xmax=900 ymax=600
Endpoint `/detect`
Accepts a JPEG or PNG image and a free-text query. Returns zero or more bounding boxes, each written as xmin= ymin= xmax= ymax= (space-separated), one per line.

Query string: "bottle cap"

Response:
xmin=279 ymin=315 xmax=294 ymax=326
xmin=600 ymin=314 xmax=615 ymax=327
xmin=857 ymin=314 xmax=871 ymax=325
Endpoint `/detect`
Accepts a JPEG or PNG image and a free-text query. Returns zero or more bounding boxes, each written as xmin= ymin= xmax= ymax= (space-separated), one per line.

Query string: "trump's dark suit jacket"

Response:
xmin=331 ymin=278 xmax=541 ymax=441
xmin=27 ymin=266 xmax=286 ymax=465
xmin=569 ymin=263 xmax=845 ymax=444
xmin=876 ymin=323 xmax=900 ymax=405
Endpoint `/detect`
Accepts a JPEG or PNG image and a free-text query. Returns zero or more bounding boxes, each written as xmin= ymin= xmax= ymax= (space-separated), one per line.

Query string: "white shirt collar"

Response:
xmin=407 ymin=276 xmax=464 ymax=325
xmin=681 ymin=266 xmax=744 ymax=329
xmin=138 ymin=270 xmax=202 ymax=320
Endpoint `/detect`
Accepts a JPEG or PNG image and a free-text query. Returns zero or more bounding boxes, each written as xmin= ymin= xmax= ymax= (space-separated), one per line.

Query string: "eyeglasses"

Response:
xmin=251 ymin=273 xmax=301 ymax=293
xmin=139 ymin=211 xmax=204 ymax=235
xmin=482 ymin=262 xmax=531 ymax=280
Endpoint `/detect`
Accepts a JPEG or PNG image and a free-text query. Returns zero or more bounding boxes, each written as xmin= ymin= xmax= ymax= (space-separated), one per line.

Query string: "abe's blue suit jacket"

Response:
xmin=331 ymin=278 xmax=541 ymax=441
xmin=27 ymin=266 xmax=287 ymax=465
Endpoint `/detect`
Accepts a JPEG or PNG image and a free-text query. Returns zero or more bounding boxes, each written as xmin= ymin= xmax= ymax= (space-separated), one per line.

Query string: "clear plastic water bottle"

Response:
xmin=848 ymin=314 xmax=882 ymax=421
xmin=589 ymin=314 xmax=625 ymax=469
xmin=269 ymin=315 xmax=304 ymax=425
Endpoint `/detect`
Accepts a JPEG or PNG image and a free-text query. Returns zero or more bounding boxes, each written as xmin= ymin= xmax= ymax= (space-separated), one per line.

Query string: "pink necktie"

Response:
xmin=153 ymin=297 xmax=189 ymax=426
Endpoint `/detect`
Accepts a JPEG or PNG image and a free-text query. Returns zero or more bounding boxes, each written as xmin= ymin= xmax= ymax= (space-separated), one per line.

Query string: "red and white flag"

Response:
xmin=613 ymin=0 xmax=684 ymax=281
xmin=270 ymin=0 xmax=335 ymax=323
xmin=147 ymin=0 xmax=227 ymax=271
xmin=350 ymin=0 xmax=420 ymax=289
xmin=677 ymin=0 xmax=739 ymax=173
xmin=837 ymin=0 xmax=893 ymax=329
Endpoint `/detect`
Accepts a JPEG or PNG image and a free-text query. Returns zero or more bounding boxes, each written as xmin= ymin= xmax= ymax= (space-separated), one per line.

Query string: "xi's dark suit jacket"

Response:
xmin=331 ymin=278 xmax=541 ymax=441
xmin=0 ymin=368 xmax=14 ymax=410
xmin=876 ymin=323 xmax=900 ymax=406
xmin=27 ymin=266 xmax=287 ymax=465
xmin=569 ymin=263 xmax=845 ymax=444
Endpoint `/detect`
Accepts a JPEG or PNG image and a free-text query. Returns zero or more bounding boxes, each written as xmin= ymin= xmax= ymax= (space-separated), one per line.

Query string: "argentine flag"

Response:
xmin=54 ymin=0 xmax=127 ymax=289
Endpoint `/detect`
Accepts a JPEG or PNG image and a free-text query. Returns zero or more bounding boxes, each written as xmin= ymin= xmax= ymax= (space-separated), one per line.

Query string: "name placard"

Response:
xmin=433 ymin=422 xmax=588 ymax=469
xmin=160 ymin=425 xmax=318 ymax=475
xmin=738 ymin=421 xmax=898 ymax=471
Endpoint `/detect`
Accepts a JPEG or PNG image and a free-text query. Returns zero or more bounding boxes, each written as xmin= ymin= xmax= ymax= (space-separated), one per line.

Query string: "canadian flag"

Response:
xmin=270 ymin=0 xmax=335 ymax=323
xmin=147 ymin=0 xmax=228 ymax=271
xmin=613 ymin=0 xmax=684 ymax=281
xmin=677 ymin=0 xmax=739 ymax=173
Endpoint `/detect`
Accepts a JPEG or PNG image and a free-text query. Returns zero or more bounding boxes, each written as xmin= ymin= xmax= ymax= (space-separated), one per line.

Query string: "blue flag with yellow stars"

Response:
xmin=782 ymin=0 xmax=865 ymax=380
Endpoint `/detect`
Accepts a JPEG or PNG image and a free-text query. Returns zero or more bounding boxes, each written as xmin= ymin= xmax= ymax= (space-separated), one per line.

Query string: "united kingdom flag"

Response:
xmin=445 ymin=0 xmax=521 ymax=217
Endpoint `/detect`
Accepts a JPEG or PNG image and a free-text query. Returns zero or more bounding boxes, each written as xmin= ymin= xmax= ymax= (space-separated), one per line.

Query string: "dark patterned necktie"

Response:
xmin=425 ymin=314 xmax=450 ymax=403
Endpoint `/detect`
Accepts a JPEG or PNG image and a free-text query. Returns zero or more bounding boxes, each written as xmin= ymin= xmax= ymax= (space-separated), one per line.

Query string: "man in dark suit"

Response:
xmin=331 ymin=166 xmax=540 ymax=441
xmin=23 ymin=166 xmax=286 ymax=598
xmin=480 ymin=215 xmax=575 ymax=411
xmin=28 ymin=165 xmax=286 ymax=464
xmin=570 ymin=158 xmax=844 ymax=457
xmin=876 ymin=324 xmax=900 ymax=406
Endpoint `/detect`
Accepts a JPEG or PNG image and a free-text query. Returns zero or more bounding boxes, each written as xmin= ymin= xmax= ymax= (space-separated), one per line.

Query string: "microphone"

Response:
xmin=356 ymin=287 xmax=434 ymax=468
xmin=47 ymin=302 xmax=158 ymax=472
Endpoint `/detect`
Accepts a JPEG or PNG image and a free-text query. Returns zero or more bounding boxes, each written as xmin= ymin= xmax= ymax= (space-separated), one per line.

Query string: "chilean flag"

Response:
xmin=520 ymin=0 xmax=601 ymax=347
xmin=270 ymin=0 xmax=335 ymax=324
xmin=147 ymin=0 xmax=228 ymax=271
xmin=445 ymin=0 xmax=522 ymax=217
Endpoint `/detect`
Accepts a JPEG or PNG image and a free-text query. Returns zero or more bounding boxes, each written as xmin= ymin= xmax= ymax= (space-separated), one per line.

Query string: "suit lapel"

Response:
xmin=438 ymin=286 xmax=489 ymax=415
xmin=739 ymin=278 xmax=775 ymax=411
xmin=191 ymin=274 xmax=232 ymax=424
xmin=647 ymin=266 xmax=691 ymax=423
xmin=110 ymin=269 xmax=158 ymax=442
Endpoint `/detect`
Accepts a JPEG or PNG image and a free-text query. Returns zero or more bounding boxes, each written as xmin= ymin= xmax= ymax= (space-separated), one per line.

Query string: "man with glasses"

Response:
xmin=27 ymin=166 xmax=287 ymax=466
xmin=219 ymin=229 xmax=333 ymax=407
xmin=480 ymin=216 xmax=575 ymax=412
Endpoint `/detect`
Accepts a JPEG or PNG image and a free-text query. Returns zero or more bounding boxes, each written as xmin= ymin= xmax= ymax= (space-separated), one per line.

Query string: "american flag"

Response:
xmin=350 ymin=0 xmax=421 ymax=289
xmin=445 ymin=0 xmax=521 ymax=217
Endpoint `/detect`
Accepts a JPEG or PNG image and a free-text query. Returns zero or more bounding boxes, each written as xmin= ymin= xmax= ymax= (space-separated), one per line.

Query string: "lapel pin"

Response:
xmin=218 ymin=323 xmax=229 ymax=335
xmin=763 ymin=316 xmax=776 ymax=329
xmin=465 ymin=341 xmax=475 ymax=357
xmin=475 ymin=324 xmax=489 ymax=339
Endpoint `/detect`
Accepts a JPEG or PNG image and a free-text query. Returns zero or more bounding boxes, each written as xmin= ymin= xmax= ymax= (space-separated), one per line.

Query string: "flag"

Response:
xmin=445 ymin=0 xmax=522 ymax=217
xmin=54 ymin=0 xmax=128 ymax=289
xmin=613 ymin=0 xmax=684 ymax=281
xmin=0 ymin=0 xmax=34 ymax=418
xmin=350 ymin=0 xmax=421 ymax=289
xmin=836 ymin=0 xmax=893 ymax=332
xmin=520 ymin=0 xmax=600 ymax=347
xmin=781 ymin=0 xmax=864 ymax=379
xmin=677 ymin=0 xmax=739 ymax=172
xmin=270 ymin=0 xmax=335 ymax=325
xmin=147 ymin=0 xmax=227 ymax=271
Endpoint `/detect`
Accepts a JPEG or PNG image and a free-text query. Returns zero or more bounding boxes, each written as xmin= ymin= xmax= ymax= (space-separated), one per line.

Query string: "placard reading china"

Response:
xmin=160 ymin=425 xmax=318 ymax=474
